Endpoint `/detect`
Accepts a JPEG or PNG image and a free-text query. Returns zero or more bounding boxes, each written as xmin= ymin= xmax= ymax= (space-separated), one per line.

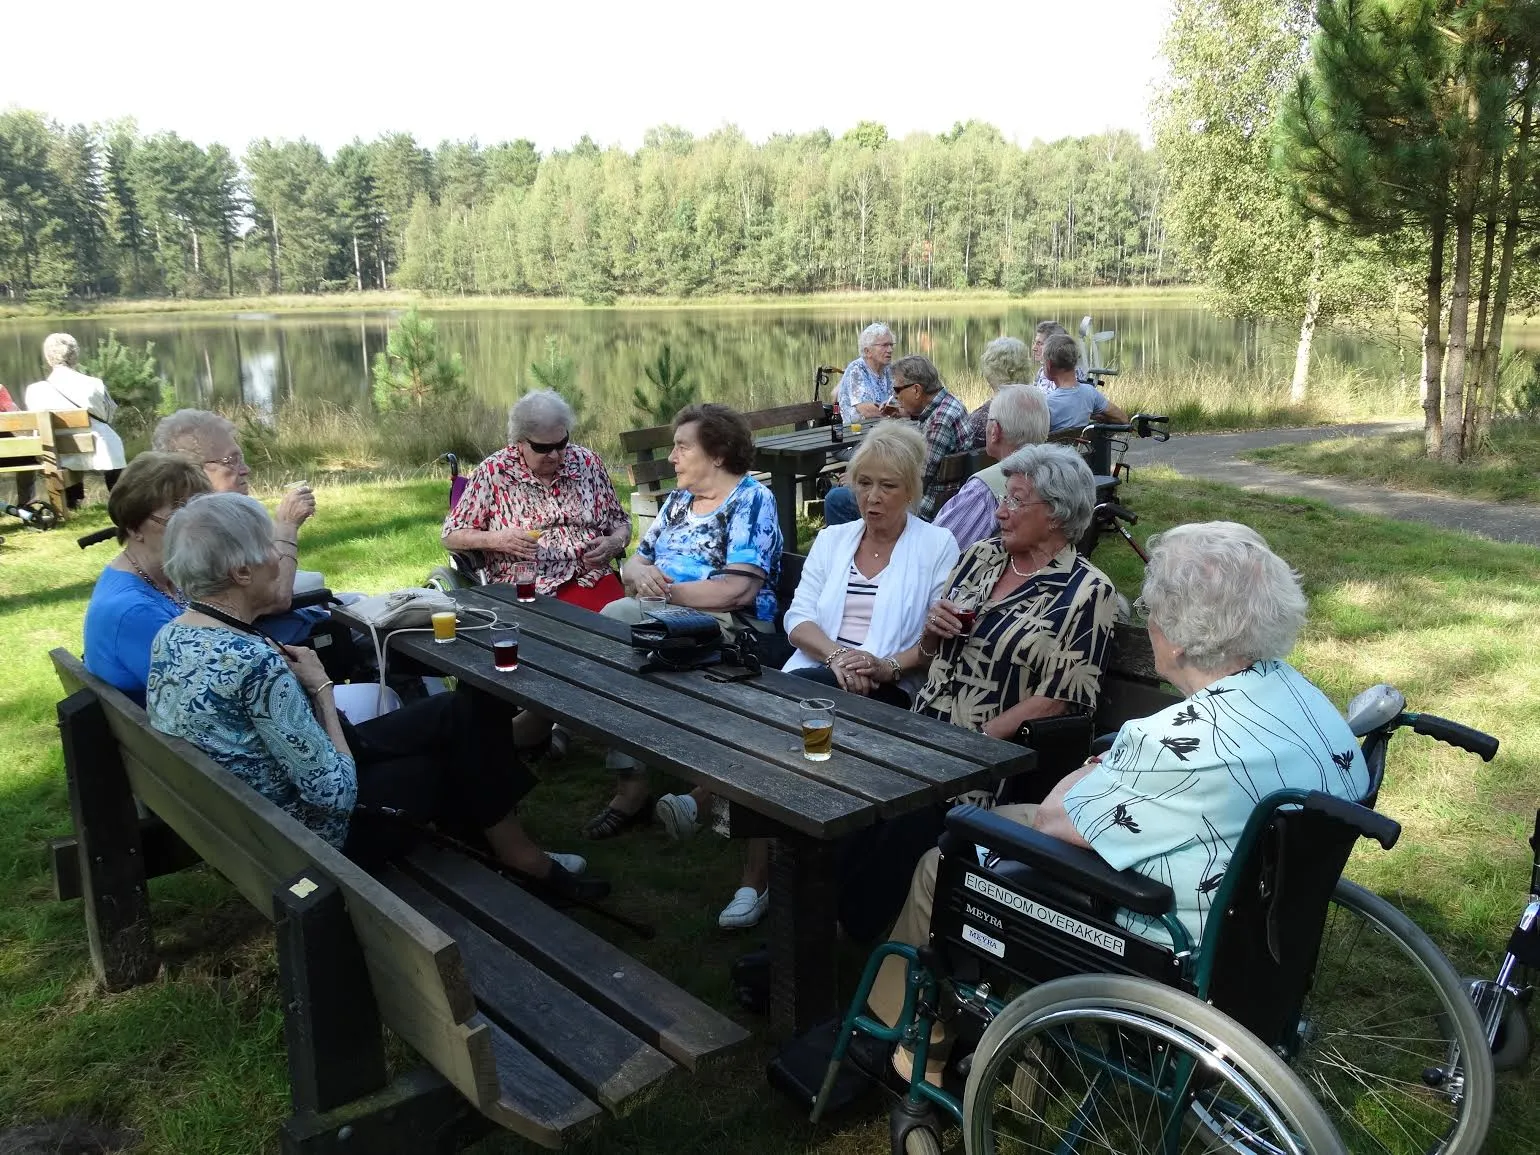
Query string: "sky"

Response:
xmin=2 ymin=0 xmax=1173 ymax=155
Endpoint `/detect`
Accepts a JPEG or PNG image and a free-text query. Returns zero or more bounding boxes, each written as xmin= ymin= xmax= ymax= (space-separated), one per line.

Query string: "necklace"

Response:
xmin=1009 ymin=551 xmax=1047 ymax=579
xmin=124 ymin=549 xmax=186 ymax=606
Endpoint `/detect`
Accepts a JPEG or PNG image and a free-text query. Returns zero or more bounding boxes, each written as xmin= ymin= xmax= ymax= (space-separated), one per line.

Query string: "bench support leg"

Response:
xmin=279 ymin=1068 xmax=487 ymax=1155
xmin=58 ymin=689 xmax=159 ymax=990
xmin=768 ymin=835 xmax=839 ymax=1035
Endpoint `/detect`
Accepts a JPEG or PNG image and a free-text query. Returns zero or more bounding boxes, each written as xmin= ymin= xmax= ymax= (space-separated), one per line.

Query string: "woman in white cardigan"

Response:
xmin=654 ymin=424 xmax=958 ymax=930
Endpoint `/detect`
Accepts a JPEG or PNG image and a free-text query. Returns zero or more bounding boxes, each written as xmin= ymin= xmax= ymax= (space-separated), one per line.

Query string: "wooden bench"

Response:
xmin=622 ymin=401 xmax=827 ymax=534
xmin=48 ymin=650 xmax=748 ymax=1153
xmin=927 ymin=448 xmax=993 ymax=515
xmin=0 ymin=408 xmax=94 ymax=513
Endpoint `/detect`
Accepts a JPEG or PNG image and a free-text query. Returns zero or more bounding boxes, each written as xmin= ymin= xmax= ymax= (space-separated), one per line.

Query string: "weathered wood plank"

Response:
xmin=1106 ymin=622 xmax=1161 ymax=684
xmin=619 ymin=401 xmax=825 ymax=454
xmin=403 ymin=846 xmax=751 ymax=1072
xmin=0 ymin=436 xmax=44 ymax=462
xmin=381 ymin=631 xmax=873 ymax=838
xmin=51 ymin=816 xmax=202 ymax=901
xmin=482 ymin=1018 xmax=604 ymax=1149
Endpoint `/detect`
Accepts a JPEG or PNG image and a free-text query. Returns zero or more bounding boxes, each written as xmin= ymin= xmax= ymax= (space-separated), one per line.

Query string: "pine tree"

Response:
xmin=370 ymin=308 xmax=465 ymax=411
xmin=633 ymin=344 xmax=698 ymax=423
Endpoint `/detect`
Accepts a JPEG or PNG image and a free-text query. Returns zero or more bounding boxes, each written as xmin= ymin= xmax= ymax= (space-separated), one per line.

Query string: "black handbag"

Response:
xmin=631 ymin=609 xmax=725 ymax=671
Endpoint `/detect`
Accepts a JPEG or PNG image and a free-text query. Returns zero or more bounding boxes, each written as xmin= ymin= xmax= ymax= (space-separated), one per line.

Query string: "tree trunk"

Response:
xmin=1291 ymin=231 xmax=1324 ymax=404
xmin=1422 ymin=216 xmax=1447 ymax=457
xmin=1465 ymin=150 xmax=1502 ymax=446
xmin=268 ymin=211 xmax=281 ymax=295
xmin=191 ymin=228 xmax=201 ymax=276
xmin=1442 ymin=214 xmax=1476 ymax=464
xmin=1480 ymin=81 xmax=1535 ymax=437
xmin=352 ymin=232 xmax=364 ymax=292
xmin=224 ymin=242 xmax=235 ymax=298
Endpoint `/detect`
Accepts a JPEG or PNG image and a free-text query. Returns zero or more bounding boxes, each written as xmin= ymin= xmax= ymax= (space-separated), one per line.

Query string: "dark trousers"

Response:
xmin=788 ymin=661 xmax=912 ymax=709
xmin=341 ymin=691 xmax=533 ymax=868
xmin=836 ymin=804 xmax=949 ymax=944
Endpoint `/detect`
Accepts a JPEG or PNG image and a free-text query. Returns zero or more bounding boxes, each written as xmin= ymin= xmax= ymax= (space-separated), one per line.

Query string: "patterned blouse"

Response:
xmin=837 ymin=356 xmax=895 ymax=415
xmin=441 ymin=444 xmax=629 ymax=593
xmin=639 ymin=475 xmax=783 ymax=622
xmin=913 ymin=541 xmax=1115 ymax=733
xmin=1064 ymin=659 xmax=1370 ymax=950
xmin=147 ymin=623 xmax=358 ymax=848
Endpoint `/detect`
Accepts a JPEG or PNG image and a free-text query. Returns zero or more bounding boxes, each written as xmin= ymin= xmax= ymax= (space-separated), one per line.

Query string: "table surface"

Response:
xmin=337 ymin=586 xmax=1035 ymax=842
xmin=752 ymin=417 xmax=894 ymax=461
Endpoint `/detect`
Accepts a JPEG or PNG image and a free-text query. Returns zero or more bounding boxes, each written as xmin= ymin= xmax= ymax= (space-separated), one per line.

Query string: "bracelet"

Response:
xmin=882 ymin=656 xmax=903 ymax=681
xmin=309 ymin=679 xmax=334 ymax=696
xmin=824 ymin=646 xmax=850 ymax=667
xmin=917 ymin=641 xmax=938 ymax=659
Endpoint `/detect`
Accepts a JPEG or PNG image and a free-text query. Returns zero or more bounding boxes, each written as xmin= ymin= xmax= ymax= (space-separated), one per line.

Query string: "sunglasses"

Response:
xmin=526 ymin=435 xmax=570 ymax=455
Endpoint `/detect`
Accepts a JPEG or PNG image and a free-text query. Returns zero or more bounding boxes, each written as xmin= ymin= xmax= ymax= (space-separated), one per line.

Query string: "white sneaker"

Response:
xmin=546 ymin=852 xmax=587 ymax=875
xmin=718 ymin=886 xmax=769 ymax=929
xmin=654 ymin=793 xmax=700 ymax=840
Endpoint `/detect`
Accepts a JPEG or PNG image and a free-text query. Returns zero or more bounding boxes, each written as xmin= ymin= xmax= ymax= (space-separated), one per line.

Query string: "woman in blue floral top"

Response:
xmin=584 ymin=403 xmax=783 ymax=839
xmin=146 ymin=493 xmax=606 ymax=899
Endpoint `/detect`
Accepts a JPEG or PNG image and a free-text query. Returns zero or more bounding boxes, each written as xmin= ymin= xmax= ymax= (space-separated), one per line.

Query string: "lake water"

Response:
xmin=0 ymin=298 xmax=1468 ymax=440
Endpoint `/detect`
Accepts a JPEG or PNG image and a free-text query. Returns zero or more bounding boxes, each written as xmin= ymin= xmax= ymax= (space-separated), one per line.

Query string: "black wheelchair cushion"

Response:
xmin=944 ymin=805 xmax=1173 ymax=916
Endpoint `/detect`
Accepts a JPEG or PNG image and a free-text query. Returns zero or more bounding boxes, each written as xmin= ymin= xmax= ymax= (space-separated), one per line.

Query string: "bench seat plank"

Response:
xmin=386 ymin=871 xmax=677 ymax=1116
xmin=405 ymin=846 xmax=750 ymax=1071
xmin=481 ymin=1017 xmax=604 ymax=1148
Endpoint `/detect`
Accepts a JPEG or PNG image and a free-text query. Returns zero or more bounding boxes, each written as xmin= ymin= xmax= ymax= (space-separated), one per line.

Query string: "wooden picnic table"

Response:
xmin=752 ymin=419 xmax=886 ymax=544
xmin=336 ymin=586 xmax=1037 ymax=1034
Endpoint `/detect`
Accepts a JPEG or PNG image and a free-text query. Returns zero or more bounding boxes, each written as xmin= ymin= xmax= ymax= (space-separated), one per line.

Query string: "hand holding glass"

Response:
xmin=948 ymin=586 xmax=979 ymax=632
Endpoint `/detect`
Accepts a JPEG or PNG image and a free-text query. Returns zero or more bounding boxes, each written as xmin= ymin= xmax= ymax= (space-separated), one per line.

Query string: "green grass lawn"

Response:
xmin=2 ymin=472 xmax=1537 ymax=1153
xmin=1243 ymin=420 xmax=1540 ymax=503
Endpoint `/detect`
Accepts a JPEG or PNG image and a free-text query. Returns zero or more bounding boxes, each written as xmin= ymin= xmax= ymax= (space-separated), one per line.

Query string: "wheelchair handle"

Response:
xmin=1095 ymin=501 xmax=1138 ymax=525
xmin=77 ymin=526 xmax=117 ymax=549
xmin=1133 ymin=413 xmax=1170 ymax=441
xmin=1304 ymin=791 xmax=1401 ymax=850
xmin=1405 ymin=712 xmax=1499 ymax=762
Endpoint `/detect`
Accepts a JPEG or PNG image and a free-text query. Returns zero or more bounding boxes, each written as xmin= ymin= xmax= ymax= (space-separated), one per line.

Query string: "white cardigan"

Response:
xmin=783 ymin=513 xmax=960 ymax=678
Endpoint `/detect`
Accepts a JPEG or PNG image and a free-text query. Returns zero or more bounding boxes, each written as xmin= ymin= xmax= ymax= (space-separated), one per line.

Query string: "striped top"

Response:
xmin=834 ymin=561 xmax=886 ymax=647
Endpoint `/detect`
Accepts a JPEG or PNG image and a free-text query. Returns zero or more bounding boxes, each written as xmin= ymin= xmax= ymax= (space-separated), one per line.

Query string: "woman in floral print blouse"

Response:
xmin=442 ymin=390 xmax=630 ymax=611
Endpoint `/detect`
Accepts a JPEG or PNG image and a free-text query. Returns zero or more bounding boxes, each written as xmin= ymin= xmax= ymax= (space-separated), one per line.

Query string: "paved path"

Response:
xmin=1121 ymin=421 xmax=1540 ymax=547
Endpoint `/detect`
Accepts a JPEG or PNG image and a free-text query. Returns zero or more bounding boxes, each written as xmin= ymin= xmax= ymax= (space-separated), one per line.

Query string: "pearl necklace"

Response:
xmin=125 ymin=549 xmax=186 ymax=607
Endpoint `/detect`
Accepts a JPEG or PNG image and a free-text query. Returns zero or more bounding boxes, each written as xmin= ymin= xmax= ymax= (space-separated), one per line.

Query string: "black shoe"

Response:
xmin=546 ymin=862 xmax=612 ymax=902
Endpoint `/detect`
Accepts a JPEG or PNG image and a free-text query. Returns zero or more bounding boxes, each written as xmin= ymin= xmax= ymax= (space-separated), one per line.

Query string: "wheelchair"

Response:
xmin=1049 ymin=414 xmax=1168 ymax=561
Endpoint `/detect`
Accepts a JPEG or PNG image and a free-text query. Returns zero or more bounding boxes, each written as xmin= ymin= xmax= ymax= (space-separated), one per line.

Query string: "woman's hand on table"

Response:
xmin=828 ymin=648 xmax=880 ymax=696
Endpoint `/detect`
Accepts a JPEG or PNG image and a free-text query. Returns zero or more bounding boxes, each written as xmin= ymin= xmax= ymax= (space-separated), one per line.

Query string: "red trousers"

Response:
xmin=553 ymin=571 xmax=625 ymax=612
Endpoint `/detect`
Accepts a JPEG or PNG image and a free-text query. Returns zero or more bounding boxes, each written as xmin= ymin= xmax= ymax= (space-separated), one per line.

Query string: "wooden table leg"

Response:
xmin=769 ymin=469 xmax=799 ymax=549
xmin=767 ymin=834 xmax=838 ymax=1036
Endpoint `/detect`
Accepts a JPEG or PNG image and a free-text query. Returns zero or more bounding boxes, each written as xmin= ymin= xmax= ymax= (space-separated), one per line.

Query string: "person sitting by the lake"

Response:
xmin=152 ymin=409 xmax=325 ymax=644
xmin=836 ymin=322 xmax=897 ymax=419
xmin=23 ymin=332 xmax=128 ymax=508
xmin=825 ymin=355 xmax=969 ymax=525
xmin=961 ymin=336 xmax=1035 ymax=450
xmin=865 ymin=520 xmax=1370 ymax=1083
xmin=651 ymin=424 xmax=958 ymax=929
xmin=830 ymin=443 xmax=1117 ymax=945
xmin=586 ymin=402 xmax=783 ymax=841
xmin=82 ymin=452 xmax=213 ymax=706
xmin=1040 ymin=333 xmax=1129 ymax=434
xmin=440 ymin=389 xmax=630 ymax=611
xmin=1029 ymin=319 xmax=1079 ymax=390
xmin=933 ymin=384 xmax=1050 ymax=551
xmin=146 ymin=491 xmax=607 ymax=898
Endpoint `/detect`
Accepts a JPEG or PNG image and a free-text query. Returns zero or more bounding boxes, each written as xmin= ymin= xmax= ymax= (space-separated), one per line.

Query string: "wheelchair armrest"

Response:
xmin=448 ymin=549 xmax=488 ymax=576
xmin=1305 ymin=790 xmax=1400 ymax=850
xmin=1089 ymin=732 xmax=1118 ymax=756
xmin=944 ymin=804 xmax=1174 ymax=917
xmin=289 ymin=587 xmax=336 ymax=611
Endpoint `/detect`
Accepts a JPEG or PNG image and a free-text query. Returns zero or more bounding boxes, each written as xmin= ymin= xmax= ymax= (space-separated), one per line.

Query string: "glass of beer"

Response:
xmin=431 ymin=610 xmax=457 ymax=644
xmin=948 ymin=586 xmax=978 ymax=633
xmin=799 ymin=698 xmax=835 ymax=762
xmin=492 ymin=625 xmax=519 ymax=671
xmin=514 ymin=561 xmax=537 ymax=603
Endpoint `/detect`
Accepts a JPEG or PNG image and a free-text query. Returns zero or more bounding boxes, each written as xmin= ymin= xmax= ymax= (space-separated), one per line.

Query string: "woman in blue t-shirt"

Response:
xmin=82 ymin=452 xmax=213 ymax=705
xmin=584 ymin=403 xmax=783 ymax=839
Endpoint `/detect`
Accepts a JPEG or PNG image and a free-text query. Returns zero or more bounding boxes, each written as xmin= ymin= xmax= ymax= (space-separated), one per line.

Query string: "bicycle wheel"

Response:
xmin=1291 ymin=879 xmax=1494 ymax=1155
xmin=963 ymin=973 xmax=1344 ymax=1155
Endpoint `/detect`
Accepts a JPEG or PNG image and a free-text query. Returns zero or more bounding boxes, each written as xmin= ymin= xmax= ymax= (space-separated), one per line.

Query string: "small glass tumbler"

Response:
xmin=431 ymin=611 xmax=457 ymax=644
xmin=799 ymin=698 xmax=836 ymax=762
xmin=514 ymin=562 xmax=537 ymax=603
xmin=492 ymin=624 xmax=520 ymax=671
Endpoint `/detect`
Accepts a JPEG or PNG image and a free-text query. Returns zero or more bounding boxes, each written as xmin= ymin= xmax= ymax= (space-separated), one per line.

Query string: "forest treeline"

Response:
xmin=0 ymin=116 xmax=1173 ymax=303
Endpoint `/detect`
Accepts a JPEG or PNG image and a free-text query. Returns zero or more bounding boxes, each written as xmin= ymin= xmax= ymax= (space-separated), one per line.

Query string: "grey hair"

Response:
xmin=999 ymin=443 xmax=1096 ymax=542
xmin=509 ymin=389 xmax=575 ymax=443
xmin=1043 ymin=333 xmax=1079 ymax=374
xmin=989 ymin=385 xmax=1049 ymax=450
xmin=1141 ymin=521 xmax=1308 ymax=671
xmin=162 ymin=492 xmax=275 ymax=599
xmin=846 ymin=421 xmax=926 ymax=508
xmin=153 ymin=409 xmax=238 ymax=458
xmin=858 ymin=322 xmax=894 ymax=354
xmin=979 ymin=337 xmax=1033 ymax=387
xmin=43 ymin=333 xmax=80 ymax=368
xmin=892 ymin=354 xmax=943 ymax=396
xmin=1034 ymin=320 xmax=1067 ymax=341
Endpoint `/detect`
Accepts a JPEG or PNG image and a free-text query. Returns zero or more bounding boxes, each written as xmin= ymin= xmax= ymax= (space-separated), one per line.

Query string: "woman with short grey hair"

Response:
xmin=147 ymin=493 xmax=606 ymax=898
xmin=963 ymin=335 xmax=1036 ymax=450
xmin=837 ymin=321 xmax=897 ymax=418
xmin=22 ymin=330 xmax=127 ymax=505
xmin=999 ymin=442 xmax=1096 ymax=543
xmin=443 ymin=388 xmax=629 ymax=610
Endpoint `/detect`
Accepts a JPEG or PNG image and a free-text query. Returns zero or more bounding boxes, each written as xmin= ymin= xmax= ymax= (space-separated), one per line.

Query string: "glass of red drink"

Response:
xmin=514 ymin=561 xmax=537 ymax=603
xmin=493 ymin=625 xmax=520 ymax=671
xmin=948 ymin=585 xmax=978 ymax=632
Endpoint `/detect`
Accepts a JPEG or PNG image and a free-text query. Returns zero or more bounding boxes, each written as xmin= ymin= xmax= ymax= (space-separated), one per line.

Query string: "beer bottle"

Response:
xmin=830 ymin=402 xmax=844 ymax=444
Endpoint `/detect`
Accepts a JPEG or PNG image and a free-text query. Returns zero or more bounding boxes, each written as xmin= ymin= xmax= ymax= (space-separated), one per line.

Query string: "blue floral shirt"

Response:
xmin=639 ymin=475 xmax=783 ymax=622
xmin=1064 ymin=659 xmax=1370 ymax=950
xmin=837 ymin=356 xmax=894 ymax=415
xmin=147 ymin=623 xmax=358 ymax=848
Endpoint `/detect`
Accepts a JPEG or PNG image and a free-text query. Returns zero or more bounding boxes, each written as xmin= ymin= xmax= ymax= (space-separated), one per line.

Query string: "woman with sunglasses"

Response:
xmin=441 ymin=390 xmax=630 ymax=611
xmin=82 ymin=451 xmax=214 ymax=705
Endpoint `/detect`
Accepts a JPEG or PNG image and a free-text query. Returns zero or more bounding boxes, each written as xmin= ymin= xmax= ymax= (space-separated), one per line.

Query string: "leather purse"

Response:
xmin=631 ymin=609 xmax=724 ymax=671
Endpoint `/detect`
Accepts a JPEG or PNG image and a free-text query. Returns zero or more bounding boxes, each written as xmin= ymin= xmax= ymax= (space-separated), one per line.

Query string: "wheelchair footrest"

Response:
xmin=767 ymin=1018 xmax=880 ymax=1120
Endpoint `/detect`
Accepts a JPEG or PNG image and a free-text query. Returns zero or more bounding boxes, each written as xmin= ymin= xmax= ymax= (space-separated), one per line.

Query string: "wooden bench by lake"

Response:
xmin=0 ymin=408 xmax=94 ymax=513
xmin=48 ymin=650 xmax=748 ymax=1153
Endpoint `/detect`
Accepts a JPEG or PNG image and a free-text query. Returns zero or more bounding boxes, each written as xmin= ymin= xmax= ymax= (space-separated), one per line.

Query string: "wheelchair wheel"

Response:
xmin=963 ymin=973 xmax=1344 ymax=1155
xmin=425 ymin=565 xmax=466 ymax=593
xmin=1293 ymin=880 xmax=1494 ymax=1154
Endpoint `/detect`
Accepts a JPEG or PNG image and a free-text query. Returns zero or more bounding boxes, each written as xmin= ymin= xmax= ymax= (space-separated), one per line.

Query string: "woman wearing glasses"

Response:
xmin=82 ymin=452 xmax=214 ymax=705
xmin=441 ymin=390 xmax=630 ymax=611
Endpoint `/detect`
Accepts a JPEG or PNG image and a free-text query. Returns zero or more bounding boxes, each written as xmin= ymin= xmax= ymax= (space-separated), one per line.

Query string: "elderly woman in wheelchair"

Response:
xmin=816 ymin=522 xmax=1407 ymax=1154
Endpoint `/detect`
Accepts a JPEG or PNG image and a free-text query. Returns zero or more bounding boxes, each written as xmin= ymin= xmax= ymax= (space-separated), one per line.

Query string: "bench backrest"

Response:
xmin=927 ymin=448 xmax=993 ymax=512
xmin=624 ymin=401 xmax=827 ymax=492
xmin=49 ymin=649 xmax=504 ymax=1121
xmin=1099 ymin=624 xmax=1179 ymax=733
xmin=0 ymin=409 xmax=94 ymax=472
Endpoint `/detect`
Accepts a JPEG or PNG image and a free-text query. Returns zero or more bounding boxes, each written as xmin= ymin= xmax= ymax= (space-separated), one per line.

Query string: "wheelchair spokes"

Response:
xmin=1287 ymin=881 xmax=1493 ymax=1155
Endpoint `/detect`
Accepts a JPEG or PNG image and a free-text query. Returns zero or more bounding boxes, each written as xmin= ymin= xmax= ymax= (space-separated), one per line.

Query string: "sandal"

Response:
xmin=582 ymin=799 xmax=652 ymax=840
